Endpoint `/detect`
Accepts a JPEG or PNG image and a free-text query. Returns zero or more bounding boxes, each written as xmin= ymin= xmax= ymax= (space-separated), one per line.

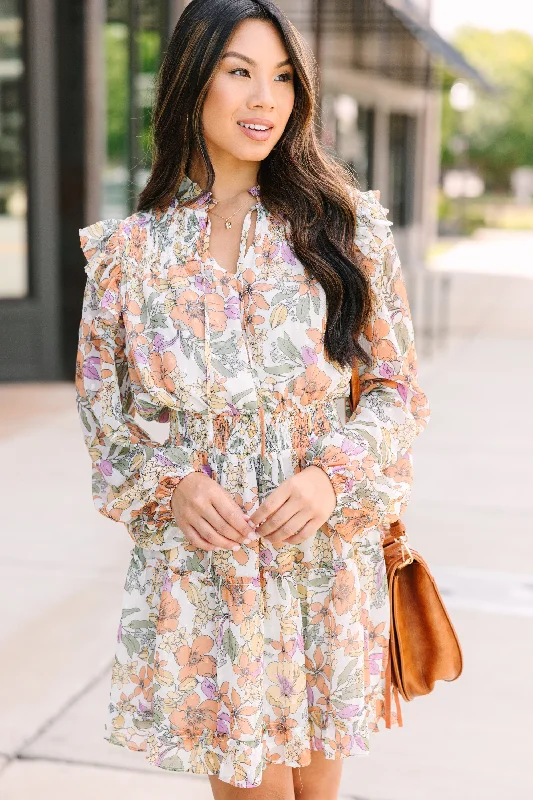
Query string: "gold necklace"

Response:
xmin=209 ymin=195 xmax=252 ymax=229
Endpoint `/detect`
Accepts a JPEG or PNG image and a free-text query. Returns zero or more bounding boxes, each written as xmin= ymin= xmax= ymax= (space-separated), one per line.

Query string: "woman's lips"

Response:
xmin=237 ymin=123 xmax=273 ymax=142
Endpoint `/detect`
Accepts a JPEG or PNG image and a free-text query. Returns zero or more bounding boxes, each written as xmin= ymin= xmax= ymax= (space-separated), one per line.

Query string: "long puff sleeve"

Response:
xmin=302 ymin=191 xmax=430 ymax=542
xmin=75 ymin=219 xmax=198 ymax=540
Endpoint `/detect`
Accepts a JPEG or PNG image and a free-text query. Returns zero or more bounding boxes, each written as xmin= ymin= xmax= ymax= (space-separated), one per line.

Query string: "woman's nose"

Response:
xmin=248 ymin=78 xmax=275 ymax=110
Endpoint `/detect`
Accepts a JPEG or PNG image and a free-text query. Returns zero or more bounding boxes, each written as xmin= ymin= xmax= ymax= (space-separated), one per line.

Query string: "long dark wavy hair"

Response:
xmin=137 ymin=0 xmax=373 ymax=369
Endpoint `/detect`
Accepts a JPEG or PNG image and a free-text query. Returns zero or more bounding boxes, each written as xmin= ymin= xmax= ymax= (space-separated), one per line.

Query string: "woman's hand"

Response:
xmin=247 ymin=465 xmax=337 ymax=545
xmin=171 ymin=472 xmax=258 ymax=551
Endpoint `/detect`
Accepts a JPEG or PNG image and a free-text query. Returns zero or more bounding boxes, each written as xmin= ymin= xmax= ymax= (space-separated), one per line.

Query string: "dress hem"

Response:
xmin=103 ymin=716 xmax=395 ymax=789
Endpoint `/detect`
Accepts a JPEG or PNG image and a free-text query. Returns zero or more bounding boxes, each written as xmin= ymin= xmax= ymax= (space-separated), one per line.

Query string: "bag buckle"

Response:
xmin=398 ymin=534 xmax=414 ymax=567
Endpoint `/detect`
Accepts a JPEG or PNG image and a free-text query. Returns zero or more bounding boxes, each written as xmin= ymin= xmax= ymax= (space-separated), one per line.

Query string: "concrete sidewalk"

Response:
xmin=1 ymin=266 xmax=532 ymax=799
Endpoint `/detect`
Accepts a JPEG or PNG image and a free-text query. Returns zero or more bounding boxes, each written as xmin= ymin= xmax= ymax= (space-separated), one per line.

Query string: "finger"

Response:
xmin=182 ymin=479 xmax=254 ymax=540
xmin=248 ymin=484 xmax=290 ymax=527
xmin=284 ymin=520 xmax=319 ymax=545
xmin=181 ymin=523 xmax=217 ymax=552
xmin=264 ymin=510 xmax=312 ymax=543
xmin=257 ymin=499 xmax=300 ymax=537
xmin=194 ymin=517 xmax=242 ymax=551
xmin=209 ymin=496 xmax=258 ymax=541
xmin=201 ymin=505 xmax=244 ymax=544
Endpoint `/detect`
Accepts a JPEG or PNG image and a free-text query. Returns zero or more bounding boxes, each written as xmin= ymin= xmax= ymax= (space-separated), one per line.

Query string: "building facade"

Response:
xmin=0 ymin=0 xmax=484 ymax=380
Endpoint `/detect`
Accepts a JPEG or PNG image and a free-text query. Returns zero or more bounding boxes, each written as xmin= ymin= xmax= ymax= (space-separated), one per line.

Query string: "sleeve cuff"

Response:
xmin=302 ymin=430 xmax=393 ymax=541
xmin=103 ymin=442 xmax=202 ymax=526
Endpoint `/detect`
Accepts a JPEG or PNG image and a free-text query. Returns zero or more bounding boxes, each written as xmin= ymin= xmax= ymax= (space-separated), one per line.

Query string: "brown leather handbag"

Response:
xmin=349 ymin=366 xmax=463 ymax=728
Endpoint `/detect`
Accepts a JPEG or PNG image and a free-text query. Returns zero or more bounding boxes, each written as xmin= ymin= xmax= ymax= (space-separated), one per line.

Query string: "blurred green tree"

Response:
xmin=441 ymin=27 xmax=533 ymax=192
xmin=106 ymin=23 xmax=128 ymax=164
xmin=105 ymin=22 xmax=161 ymax=166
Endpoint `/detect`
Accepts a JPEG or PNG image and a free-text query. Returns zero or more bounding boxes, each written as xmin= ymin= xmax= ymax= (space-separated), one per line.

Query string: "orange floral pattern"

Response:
xmin=76 ymin=176 xmax=429 ymax=787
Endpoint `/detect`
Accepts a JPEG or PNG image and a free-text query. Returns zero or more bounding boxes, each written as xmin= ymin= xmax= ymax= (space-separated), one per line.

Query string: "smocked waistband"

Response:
xmin=168 ymin=399 xmax=344 ymax=460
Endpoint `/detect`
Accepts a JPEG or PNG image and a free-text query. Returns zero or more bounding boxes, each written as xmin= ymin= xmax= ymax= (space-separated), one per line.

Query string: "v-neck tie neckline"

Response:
xmin=198 ymin=199 xmax=266 ymax=465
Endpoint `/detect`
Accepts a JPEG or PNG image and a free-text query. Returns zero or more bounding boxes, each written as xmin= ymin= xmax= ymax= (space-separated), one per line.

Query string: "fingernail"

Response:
xmin=248 ymin=532 xmax=260 ymax=541
xmin=242 ymin=537 xmax=251 ymax=545
xmin=232 ymin=544 xmax=240 ymax=551
xmin=247 ymin=519 xmax=256 ymax=528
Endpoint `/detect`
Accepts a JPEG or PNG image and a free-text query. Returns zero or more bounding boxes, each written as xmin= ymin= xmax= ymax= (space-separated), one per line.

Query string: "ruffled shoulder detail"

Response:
xmin=349 ymin=188 xmax=394 ymax=269
xmin=354 ymin=188 xmax=393 ymax=230
xmin=344 ymin=187 xmax=398 ymax=291
xmin=79 ymin=218 xmax=125 ymax=281
xmin=79 ymin=218 xmax=126 ymax=322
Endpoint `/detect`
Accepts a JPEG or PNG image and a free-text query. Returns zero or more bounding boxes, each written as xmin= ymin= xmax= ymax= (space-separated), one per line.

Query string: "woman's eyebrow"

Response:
xmin=222 ymin=51 xmax=292 ymax=68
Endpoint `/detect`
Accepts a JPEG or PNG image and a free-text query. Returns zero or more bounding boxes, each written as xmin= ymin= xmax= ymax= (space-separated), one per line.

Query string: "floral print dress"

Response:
xmin=75 ymin=175 xmax=430 ymax=788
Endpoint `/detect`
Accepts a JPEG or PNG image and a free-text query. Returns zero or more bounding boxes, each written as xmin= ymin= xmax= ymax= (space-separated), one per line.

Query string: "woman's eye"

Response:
xmin=229 ymin=67 xmax=292 ymax=83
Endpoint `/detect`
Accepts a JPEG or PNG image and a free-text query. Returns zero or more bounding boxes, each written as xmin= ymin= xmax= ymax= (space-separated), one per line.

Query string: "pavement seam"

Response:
xmin=0 ymin=650 xmax=382 ymax=798
xmin=0 ymin=751 xmax=377 ymax=798
xmin=12 ymin=659 xmax=115 ymax=761
xmin=7 ymin=751 xmax=207 ymax=779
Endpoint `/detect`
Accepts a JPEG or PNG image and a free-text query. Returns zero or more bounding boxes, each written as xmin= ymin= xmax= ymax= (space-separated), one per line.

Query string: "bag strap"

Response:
xmin=384 ymin=642 xmax=403 ymax=728
xmin=349 ymin=359 xmax=361 ymax=413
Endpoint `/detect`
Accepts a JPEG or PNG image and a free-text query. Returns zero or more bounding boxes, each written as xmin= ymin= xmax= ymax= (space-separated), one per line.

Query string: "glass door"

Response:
xmin=0 ymin=0 xmax=28 ymax=301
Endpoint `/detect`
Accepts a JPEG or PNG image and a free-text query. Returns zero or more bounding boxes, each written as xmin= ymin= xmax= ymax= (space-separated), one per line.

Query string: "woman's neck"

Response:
xmin=187 ymin=153 xmax=259 ymax=203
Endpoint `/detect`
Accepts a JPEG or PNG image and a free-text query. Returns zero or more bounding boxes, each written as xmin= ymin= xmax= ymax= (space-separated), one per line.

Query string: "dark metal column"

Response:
xmin=56 ymin=0 xmax=89 ymax=380
xmin=0 ymin=0 xmax=62 ymax=381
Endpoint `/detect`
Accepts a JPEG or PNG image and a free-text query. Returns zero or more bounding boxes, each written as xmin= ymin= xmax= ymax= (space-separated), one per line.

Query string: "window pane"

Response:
xmin=0 ymin=0 xmax=28 ymax=298
xmin=389 ymin=112 xmax=416 ymax=227
xmin=103 ymin=0 xmax=169 ymax=219
xmin=321 ymin=93 xmax=374 ymax=190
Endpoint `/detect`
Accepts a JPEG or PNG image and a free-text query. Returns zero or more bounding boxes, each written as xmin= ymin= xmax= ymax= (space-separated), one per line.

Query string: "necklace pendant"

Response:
xmin=225 ymin=220 xmax=232 ymax=229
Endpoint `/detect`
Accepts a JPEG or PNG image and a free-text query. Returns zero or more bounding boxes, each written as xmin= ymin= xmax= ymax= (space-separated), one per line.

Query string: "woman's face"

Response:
xmin=201 ymin=19 xmax=296 ymax=165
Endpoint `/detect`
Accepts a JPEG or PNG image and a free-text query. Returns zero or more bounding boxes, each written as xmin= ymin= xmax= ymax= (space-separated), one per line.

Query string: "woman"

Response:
xmin=75 ymin=1 xmax=430 ymax=798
